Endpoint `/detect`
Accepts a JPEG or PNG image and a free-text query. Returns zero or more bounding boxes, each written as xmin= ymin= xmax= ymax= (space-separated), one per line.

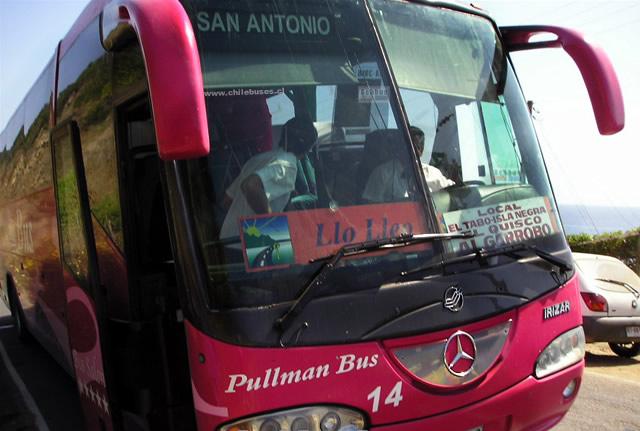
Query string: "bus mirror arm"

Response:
xmin=500 ymin=25 xmax=625 ymax=136
xmin=101 ymin=0 xmax=210 ymax=160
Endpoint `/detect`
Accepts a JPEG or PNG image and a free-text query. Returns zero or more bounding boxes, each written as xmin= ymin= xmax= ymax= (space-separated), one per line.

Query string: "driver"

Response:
xmin=362 ymin=125 xmax=454 ymax=203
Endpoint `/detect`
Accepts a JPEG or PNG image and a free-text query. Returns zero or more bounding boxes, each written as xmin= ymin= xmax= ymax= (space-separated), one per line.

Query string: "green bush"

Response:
xmin=567 ymin=227 xmax=640 ymax=274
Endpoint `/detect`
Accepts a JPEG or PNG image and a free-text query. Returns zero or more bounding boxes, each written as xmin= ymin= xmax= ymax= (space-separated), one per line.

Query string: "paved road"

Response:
xmin=556 ymin=370 xmax=640 ymax=431
xmin=0 ymin=301 xmax=84 ymax=431
xmin=2 ymin=299 xmax=640 ymax=430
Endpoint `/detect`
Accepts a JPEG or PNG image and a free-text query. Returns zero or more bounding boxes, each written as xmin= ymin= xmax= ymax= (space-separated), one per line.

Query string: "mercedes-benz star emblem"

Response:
xmin=443 ymin=330 xmax=477 ymax=377
xmin=444 ymin=286 xmax=464 ymax=312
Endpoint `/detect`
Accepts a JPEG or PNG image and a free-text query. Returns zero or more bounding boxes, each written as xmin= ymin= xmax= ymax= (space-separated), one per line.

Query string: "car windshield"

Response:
xmin=575 ymin=254 xmax=640 ymax=293
xmin=180 ymin=0 xmax=567 ymax=310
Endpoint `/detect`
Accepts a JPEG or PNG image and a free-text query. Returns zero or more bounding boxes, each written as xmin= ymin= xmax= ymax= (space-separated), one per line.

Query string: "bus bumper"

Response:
xmin=372 ymin=361 xmax=583 ymax=431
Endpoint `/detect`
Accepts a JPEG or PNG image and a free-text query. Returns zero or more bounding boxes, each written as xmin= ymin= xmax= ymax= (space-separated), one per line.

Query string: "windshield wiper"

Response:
xmin=275 ymin=231 xmax=475 ymax=339
xmin=402 ymin=242 xmax=573 ymax=278
xmin=595 ymin=278 xmax=640 ymax=298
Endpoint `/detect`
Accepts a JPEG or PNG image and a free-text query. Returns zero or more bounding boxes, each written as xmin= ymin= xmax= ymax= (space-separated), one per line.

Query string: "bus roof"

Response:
xmin=59 ymin=0 xmax=108 ymax=57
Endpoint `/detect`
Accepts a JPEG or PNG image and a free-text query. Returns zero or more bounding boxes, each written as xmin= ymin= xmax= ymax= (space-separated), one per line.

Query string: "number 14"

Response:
xmin=367 ymin=381 xmax=403 ymax=413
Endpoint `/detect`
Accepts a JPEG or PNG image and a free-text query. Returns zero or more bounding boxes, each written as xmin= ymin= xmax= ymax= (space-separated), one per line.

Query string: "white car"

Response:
xmin=574 ymin=252 xmax=640 ymax=358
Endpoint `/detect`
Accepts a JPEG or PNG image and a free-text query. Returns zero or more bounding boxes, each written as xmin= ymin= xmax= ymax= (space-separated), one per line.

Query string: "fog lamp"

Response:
xmin=562 ymin=378 xmax=578 ymax=398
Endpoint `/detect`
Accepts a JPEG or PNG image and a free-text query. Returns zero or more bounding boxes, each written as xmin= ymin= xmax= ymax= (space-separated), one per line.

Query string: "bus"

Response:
xmin=0 ymin=0 xmax=624 ymax=430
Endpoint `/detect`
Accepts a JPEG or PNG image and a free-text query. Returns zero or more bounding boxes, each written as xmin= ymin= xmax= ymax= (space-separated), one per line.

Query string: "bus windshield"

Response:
xmin=180 ymin=0 xmax=566 ymax=310
xmin=369 ymin=1 xmax=563 ymax=249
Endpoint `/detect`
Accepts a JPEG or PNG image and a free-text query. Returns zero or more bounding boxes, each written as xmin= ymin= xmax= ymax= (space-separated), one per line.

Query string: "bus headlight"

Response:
xmin=219 ymin=406 xmax=366 ymax=431
xmin=535 ymin=326 xmax=585 ymax=378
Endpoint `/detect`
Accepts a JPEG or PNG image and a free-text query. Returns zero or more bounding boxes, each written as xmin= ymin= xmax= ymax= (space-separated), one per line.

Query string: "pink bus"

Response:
xmin=0 ymin=0 xmax=624 ymax=430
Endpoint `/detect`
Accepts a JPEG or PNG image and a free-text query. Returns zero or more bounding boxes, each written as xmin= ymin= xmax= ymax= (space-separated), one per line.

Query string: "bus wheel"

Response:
xmin=8 ymin=282 xmax=30 ymax=341
xmin=608 ymin=342 xmax=640 ymax=358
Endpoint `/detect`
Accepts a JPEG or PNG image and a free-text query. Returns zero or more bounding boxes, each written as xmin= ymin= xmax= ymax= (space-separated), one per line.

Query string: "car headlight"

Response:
xmin=219 ymin=406 xmax=366 ymax=431
xmin=535 ymin=326 xmax=585 ymax=378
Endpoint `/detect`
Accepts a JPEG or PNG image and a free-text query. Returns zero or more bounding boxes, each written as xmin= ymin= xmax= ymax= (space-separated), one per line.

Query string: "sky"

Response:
xmin=479 ymin=1 xmax=640 ymax=213
xmin=1 ymin=0 xmax=639 ymax=212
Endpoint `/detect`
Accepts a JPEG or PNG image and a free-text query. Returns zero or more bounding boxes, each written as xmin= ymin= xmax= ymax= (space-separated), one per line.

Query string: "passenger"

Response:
xmin=220 ymin=116 xmax=318 ymax=239
xmin=362 ymin=125 xmax=454 ymax=203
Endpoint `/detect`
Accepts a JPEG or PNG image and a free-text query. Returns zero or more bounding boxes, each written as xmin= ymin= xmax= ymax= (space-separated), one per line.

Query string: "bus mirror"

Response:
xmin=500 ymin=25 xmax=624 ymax=136
xmin=101 ymin=0 xmax=210 ymax=159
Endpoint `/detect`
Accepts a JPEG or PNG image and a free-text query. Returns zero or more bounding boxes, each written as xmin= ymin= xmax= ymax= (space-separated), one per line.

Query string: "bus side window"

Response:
xmin=480 ymin=100 xmax=524 ymax=185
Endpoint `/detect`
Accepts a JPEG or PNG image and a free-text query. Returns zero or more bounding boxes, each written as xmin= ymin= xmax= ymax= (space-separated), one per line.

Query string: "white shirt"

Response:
xmin=362 ymin=159 xmax=454 ymax=203
xmin=423 ymin=164 xmax=455 ymax=193
xmin=220 ymin=149 xmax=297 ymax=238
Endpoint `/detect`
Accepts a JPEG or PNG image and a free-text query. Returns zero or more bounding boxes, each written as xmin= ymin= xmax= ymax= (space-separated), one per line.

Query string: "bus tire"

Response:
xmin=7 ymin=278 xmax=30 ymax=341
xmin=608 ymin=342 xmax=640 ymax=358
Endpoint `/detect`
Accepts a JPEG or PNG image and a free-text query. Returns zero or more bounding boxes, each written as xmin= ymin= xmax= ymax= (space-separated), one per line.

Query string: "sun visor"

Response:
xmin=201 ymin=53 xmax=358 ymax=89
xmin=374 ymin=5 xmax=503 ymax=100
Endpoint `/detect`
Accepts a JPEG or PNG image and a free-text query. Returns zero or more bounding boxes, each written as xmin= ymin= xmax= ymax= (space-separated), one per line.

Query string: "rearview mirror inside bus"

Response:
xmin=500 ymin=25 xmax=625 ymax=136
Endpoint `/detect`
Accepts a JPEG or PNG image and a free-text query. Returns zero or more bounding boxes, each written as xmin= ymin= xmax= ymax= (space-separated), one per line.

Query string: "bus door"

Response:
xmin=51 ymin=120 xmax=117 ymax=431
xmin=113 ymin=96 xmax=195 ymax=430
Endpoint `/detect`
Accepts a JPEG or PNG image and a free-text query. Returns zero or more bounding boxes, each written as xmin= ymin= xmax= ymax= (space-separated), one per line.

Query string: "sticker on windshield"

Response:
xmin=240 ymin=202 xmax=427 ymax=271
xmin=441 ymin=197 xmax=560 ymax=253
xmin=241 ymin=215 xmax=295 ymax=272
xmin=353 ymin=62 xmax=382 ymax=81
xmin=358 ymin=86 xmax=389 ymax=102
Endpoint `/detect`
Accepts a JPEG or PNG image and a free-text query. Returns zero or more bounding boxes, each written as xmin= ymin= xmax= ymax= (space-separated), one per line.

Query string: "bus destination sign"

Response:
xmin=196 ymin=10 xmax=332 ymax=37
xmin=441 ymin=197 xmax=560 ymax=252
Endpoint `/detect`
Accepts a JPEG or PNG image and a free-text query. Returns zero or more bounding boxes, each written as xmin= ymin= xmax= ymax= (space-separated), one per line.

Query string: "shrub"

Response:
xmin=567 ymin=228 xmax=640 ymax=274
